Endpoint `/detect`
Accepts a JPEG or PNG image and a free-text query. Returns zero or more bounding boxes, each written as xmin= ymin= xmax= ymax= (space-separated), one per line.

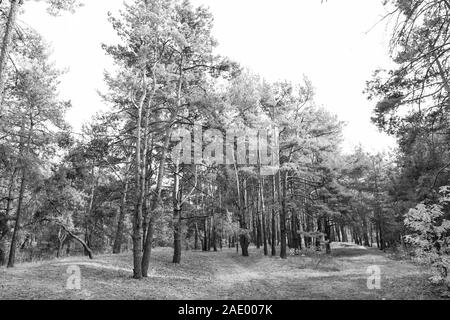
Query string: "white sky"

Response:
xmin=21 ymin=0 xmax=397 ymax=154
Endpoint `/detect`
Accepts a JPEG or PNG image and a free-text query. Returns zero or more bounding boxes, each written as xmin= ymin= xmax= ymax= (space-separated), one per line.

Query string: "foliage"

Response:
xmin=404 ymin=186 xmax=450 ymax=285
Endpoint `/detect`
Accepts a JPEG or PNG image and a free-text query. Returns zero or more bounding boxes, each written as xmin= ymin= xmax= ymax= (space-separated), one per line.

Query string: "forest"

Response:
xmin=0 ymin=0 xmax=449 ymax=300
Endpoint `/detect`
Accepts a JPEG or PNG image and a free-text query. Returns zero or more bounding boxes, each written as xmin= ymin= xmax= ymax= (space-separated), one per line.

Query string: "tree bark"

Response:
xmin=362 ymin=217 xmax=370 ymax=247
xmin=113 ymin=178 xmax=129 ymax=254
xmin=84 ymin=173 xmax=96 ymax=257
xmin=62 ymin=225 xmax=94 ymax=259
xmin=212 ymin=219 xmax=217 ymax=252
xmin=132 ymin=83 xmax=147 ymax=279
xmin=271 ymin=175 xmax=277 ymax=256
xmin=194 ymin=223 xmax=199 ymax=250
xmin=172 ymin=163 xmax=182 ymax=264
xmin=56 ymin=228 xmax=67 ymax=258
xmin=7 ymin=170 xmax=25 ymax=268
xmin=141 ymin=66 xmax=179 ymax=276
xmin=260 ymin=178 xmax=268 ymax=256
xmin=0 ymin=169 xmax=16 ymax=266
xmin=279 ymin=171 xmax=287 ymax=259
xmin=341 ymin=225 xmax=348 ymax=242
xmin=203 ymin=218 xmax=208 ymax=251
xmin=324 ymin=218 xmax=331 ymax=254
xmin=0 ymin=239 xmax=6 ymax=266
xmin=378 ymin=223 xmax=385 ymax=251
xmin=240 ymin=179 xmax=249 ymax=256
xmin=172 ymin=208 xmax=182 ymax=263
xmin=0 ymin=0 xmax=21 ymax=107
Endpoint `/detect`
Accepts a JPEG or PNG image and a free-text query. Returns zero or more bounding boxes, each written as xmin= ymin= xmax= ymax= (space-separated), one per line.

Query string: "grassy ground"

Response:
xmin=0 ymin=243 xmax=447 ymax=300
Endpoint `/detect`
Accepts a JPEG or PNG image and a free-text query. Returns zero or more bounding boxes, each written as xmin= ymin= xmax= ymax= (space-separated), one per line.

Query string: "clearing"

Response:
xmin=0 ymin=243 xmax=446 ymax=300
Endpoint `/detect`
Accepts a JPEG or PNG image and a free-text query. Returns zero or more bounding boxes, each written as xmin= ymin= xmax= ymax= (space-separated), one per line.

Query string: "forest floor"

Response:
xmin=0 ymin=243 xmax=448 ymax=300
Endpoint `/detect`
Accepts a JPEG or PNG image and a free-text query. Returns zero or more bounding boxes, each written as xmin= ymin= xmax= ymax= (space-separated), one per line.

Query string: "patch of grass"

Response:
xmin=0 ymin=244 xmax=446 ymax=300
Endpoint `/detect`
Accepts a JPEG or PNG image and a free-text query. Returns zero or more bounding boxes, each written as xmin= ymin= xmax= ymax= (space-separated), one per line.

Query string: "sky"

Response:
xmin=21 ymin=0 xmax=397 ymax=154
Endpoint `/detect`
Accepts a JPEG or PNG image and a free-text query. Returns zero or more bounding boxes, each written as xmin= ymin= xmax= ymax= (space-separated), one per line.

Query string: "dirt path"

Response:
xmin=0 ymin=244 xmax=446 ymax=300
xmin=203 ymin=244 xmax=443 ymax=300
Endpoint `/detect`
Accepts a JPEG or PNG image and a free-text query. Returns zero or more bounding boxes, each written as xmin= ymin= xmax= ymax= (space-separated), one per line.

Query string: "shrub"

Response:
xmin=404 ymin=186 xmax=450 ymax=286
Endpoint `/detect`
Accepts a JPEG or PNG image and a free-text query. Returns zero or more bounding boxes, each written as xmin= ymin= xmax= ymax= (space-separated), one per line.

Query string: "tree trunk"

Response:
xmin=261 ymin=179 xmax=268 ymax=256
xmin=66 ymin=240 xmax=71 ymax=256
xmin=142 ymin=64 xmax=179 ymax=276
xmin=240 ymin=179 xmax=250 ymax=256
xmin=379 ymin=223 xmax=385 ymax=251
xmin=113 ymin=178 xmax=129 ymax=254
xmin=341 ymin=225 xmax=348 ymax=242
xmin=0 ymin=170 xmax=16 ymax=266
xmin=362 ymin=217 xmax=370 ymax=247
xmin=239 ymin=232 xmax=249 ymax=256
xmin=7 ymin=170 xmax=26 ymax=268
xmin=172 ymin=159 xmax=183 ymax=264
xmin=194 ymin=223 xmax=199 ymax=250
xmin=316 ymin=218 xmax=322 ymax=251
xmin=0 ymin=0 xmax=21 ymax=106
xmin=254 ymin=211 xmax=260 ymax=249
xmin=132 ymin=85 xmax=147 ymax=279
xmin=0 ymin=239 xmax=6 ymax=266
xmin=335 ymin=225 xmax=341 ymax=242
xmin=203 ymin=218 xmax=208 ymax=251
xmin=291 ymin=211 xmax=298 ymax=253
xmin=212 ymin=221 xmax=217 ymax=252
xmin=279 ymin=171 xmax=287 ymax=259
xmin=56 ymin=228 xmax=67 ymax=259
xmin=271 ymin=175 xmax=277 ymax=256
xmin=84 ymin=170 xmax=96 ymax=257
xmin=172 ymin=207 xmax=182 ymax=263
xmin=324 ymin=218 xmax=331 ymax=254
xmin=207 ymin=216 xmax=212 ymax=251
xmin=64 ymin=227 xmax=93 ymax=259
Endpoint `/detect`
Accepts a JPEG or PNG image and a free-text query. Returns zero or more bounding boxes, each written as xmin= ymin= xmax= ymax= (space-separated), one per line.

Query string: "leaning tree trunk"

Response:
xmin=55 ymin=222 xmax=94 ymax=259
xmin=0 ymin=0 xmax=21 ymax=107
